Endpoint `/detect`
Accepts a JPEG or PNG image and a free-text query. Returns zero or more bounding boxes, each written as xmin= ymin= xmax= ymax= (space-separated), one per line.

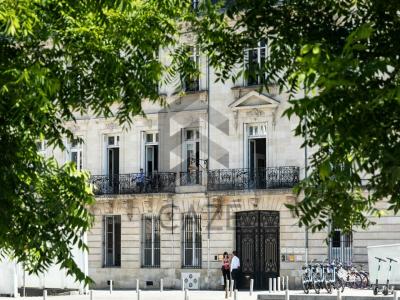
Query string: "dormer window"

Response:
xmin=244 ymin=40 xmax=267 ymax=86
xmin=182 ymin=46 xmax=200 ymax=92
xmin=36 ymin=140 xmax=47 ymax=156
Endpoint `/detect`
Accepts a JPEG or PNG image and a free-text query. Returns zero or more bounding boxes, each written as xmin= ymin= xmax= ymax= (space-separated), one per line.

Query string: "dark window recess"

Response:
xmin=104 ymin=215 xmax=121 ymax=267
xmin=146 ymin=281 xmax=154 ymax=286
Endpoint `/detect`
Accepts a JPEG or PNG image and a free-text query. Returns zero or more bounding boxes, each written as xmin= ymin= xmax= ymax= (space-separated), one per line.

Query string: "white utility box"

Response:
xmin=367 ymin=243 xmax=400 ymax=285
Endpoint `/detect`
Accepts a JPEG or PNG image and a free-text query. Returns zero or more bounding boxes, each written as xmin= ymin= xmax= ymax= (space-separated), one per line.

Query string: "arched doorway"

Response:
xmin=236 ymin=210 xmax=280 ymax=290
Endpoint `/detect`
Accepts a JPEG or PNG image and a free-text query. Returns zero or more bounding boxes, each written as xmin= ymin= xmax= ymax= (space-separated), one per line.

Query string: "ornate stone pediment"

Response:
xmin=229 ymin=90 xmax=279 ymax=111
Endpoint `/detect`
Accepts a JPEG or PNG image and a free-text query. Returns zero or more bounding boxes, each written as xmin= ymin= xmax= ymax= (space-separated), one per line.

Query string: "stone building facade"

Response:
xmin=47 ymin=43 xmax=399 ymax=290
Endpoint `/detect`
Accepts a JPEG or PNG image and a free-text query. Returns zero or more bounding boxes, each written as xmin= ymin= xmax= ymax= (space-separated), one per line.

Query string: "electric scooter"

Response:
xmin=373 ymin=257 xmax=386 ymax=295
xmin=382 ymin=257 xmax=398 ymax=295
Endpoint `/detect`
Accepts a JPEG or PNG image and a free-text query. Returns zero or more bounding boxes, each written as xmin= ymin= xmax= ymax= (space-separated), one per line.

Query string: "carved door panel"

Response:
xmin=236 ymin=210 xmax=279 ymax=290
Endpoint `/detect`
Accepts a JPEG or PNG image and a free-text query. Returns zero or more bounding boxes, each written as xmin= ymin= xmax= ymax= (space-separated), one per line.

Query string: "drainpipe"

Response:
xmin=304 ymin=117 xmax=309 ymax=265
xmin=206 ymin=55 xmax=211 ymax=290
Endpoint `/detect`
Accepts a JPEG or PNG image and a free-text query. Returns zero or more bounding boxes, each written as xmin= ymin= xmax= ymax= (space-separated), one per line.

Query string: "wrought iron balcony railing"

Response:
xmin=207 ymin=167 xmax=300 ymax=191
xmin=179 ymin=171 xmax=202 ymax=186
xmin=90 ymin=172 xmax=176 ymax=195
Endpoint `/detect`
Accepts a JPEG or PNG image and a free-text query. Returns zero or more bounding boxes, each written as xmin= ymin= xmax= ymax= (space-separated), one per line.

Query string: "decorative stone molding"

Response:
xmin=104 ymin=122 xmax=119 ymax=130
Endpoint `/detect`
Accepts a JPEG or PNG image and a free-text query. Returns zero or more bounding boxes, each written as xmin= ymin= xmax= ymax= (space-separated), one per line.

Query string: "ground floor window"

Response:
xmin=103 ymin=215 xmax=121 ymax=267
xmin=182 ymin=214 xmax=202 ymax=268
xmin=142 ymin=215 xmax=160 ymax=268
xmin=329 ymin=229 xmax=352 ymax=265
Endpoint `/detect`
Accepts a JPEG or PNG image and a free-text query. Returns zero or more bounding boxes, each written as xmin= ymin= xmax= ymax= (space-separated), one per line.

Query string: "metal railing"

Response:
xmin=207 ymin=166 xmax=300 ymax=191
xmin=180 ymin=171 xmax=202 ymax=186
xmin=90 ymin=172 xmax=176 ymax=195
xmin=90 ymin=166 xmax=299 ymax=195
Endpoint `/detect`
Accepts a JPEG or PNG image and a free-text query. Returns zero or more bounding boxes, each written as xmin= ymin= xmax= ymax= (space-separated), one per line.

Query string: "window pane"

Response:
xmin=108 ymin=136 xmax=115 ymax=146
xmin=114 ymin=216 xmax=121 ymax=266
xmin=146 ymin=134 xmax=153 ymax=143
xmin=186 ymin=130 xmax=193 ymax=140
xmin=332 ymin=230 xmax=341 ymax=248
xmin=71 ymin=151 xmax=78 ymax=166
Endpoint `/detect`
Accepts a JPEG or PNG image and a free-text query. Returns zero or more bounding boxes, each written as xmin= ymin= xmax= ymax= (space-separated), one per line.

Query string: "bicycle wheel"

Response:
xmin=302 ymin=274 xmax=309 ymax=294
xmin=325 ymin=281 xmax=332 ymax=294
xmin=353 ymin=273 xmax=363 ymax=289
xmin=335 ymin=278 xmax=345 ymax=293
xmin=360 ymin=272 xmax=370 ymax=288
xmin=314 ymin=274 xmax=321 ymax=294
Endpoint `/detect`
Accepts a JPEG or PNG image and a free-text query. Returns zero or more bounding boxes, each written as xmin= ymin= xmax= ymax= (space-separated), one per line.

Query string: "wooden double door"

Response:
xmin=236 ymin=210 xmax=280 ymax=290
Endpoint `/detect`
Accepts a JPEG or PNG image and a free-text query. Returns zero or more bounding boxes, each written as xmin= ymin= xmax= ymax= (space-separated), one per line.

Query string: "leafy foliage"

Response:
xmin=193 ymin=0 xmax=400 ymax=232
xmin=0 ymin=0 xmax=195 ymax=283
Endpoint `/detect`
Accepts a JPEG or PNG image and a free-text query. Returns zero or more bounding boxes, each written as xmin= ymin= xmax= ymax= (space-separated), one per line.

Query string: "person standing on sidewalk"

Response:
xmin=230 ymin=250 xmax=240 ymax=290
xmin=221 ymin=252 xmax=231 ymax=290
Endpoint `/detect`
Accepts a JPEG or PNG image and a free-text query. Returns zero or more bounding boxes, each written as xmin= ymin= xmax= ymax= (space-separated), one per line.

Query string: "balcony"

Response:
xmin=207 ymin=167 xmax=300 ymax=191
xmin=89 ymin=166 xmax=299 ymax=196
xmin=90 ymin=172 xmax=176 ymax=195
xmin=179 ymin=171 xmax=202 ymax=186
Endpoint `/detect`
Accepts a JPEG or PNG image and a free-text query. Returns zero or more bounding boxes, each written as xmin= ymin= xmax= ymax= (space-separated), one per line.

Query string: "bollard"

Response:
xmin=109 ymin=280 xmax=113 ymax=294
xmin=137 ymin=289 xmax=141 ymax=300
xmin=182 ymin=278 xmax=185 ymax=292
xmin=234 ymin=289 xmax=238 ymax=300
xmin=160 ymin=278 xmax=163 ymax=292
xmin=90 ymin=290 xmax=93 ymax=300
xmin=272 ymin=278 xmax=276 ymax=292
xmin=249 ymin=278 xmax=254 ymax=296
xmin=230 ymin=280 xmax=234 ymax=297
xmin=337 ymin=288 xmax=342 ymax=300
xmin=277 ymin=277 xmax=281 ymax=292
xmin=281 ymin=276 xmax=285 ymax=291
xmin=394 ymin=291 xmax=398 ymax=300
xmin=184 ymin=288 xmax=188 ymax=300
xmin=43 ymin=289 xmax=47 ymax=300
xmin=136 ymin=279 xmax=139 ymax=293
xmin=269 ymin=278 xmax=272 ymax=293
xmin=285 ymin=289 xmax=289 ymax=300
xmin=286 ymin=276 xmax=289 ymax=291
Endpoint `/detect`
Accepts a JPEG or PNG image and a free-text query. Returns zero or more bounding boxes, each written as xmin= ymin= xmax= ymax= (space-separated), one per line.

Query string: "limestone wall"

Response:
xmin=86 ymin=190 xmax=399 ymax=290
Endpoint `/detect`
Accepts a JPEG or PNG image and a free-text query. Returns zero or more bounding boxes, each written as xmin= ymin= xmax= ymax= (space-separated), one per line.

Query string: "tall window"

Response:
xmin=329 ymin=229 xmax=352 ymax=265
xmin=142 ymin=215 xmax=160 ymax=268
xmin=144 ymin=132 xmax=159 ymax=174
xmin=182 ymin=214 xmax=202 ymax=268
xmin=70 ymin=139 xmax=83 ymax=170
xmin=244 ymin=40 xmax=267 ymax=86
xmin=183 ymin=128 xmax=201 ymax=184
xmin=103 ymin=215 xmax=121 ymax=267
xmin=36 ymin=140 xmax=47 ymax=156
xmin=182 ymin=46 xmax=200 ymax=92
xmin=106 ymin=135 xmax=120 ymax=193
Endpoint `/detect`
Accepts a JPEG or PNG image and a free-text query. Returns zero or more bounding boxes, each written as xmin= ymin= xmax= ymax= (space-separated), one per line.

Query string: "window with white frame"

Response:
xmin=103 ymin=215 xmax=121 ymax=267
xmin=191 ymin=0 xmax=200 ymax=9
xmin=141 ymin=215 xmax=160 ymax=268
xmin=329 ymin=229 xmax=352 ymax=265
xmin=105 ymin=135 xmax=120 ymax=175
xmin=248 ymin=124 xmax=267 ymax=138
xmin=182 ymin=214 xmax=202 ymax=268
xmin=244 ymin=40 xmax=267 ymax=86
xmin=182 ymin=46 xmax=200 ymax=92
xmin=36 ymin=140 xmax=47 ymax=156
xmin=144 ymin=132 xmax=159 ymax=173
xmin=69 ymin=139 xmax=83 ymax=170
